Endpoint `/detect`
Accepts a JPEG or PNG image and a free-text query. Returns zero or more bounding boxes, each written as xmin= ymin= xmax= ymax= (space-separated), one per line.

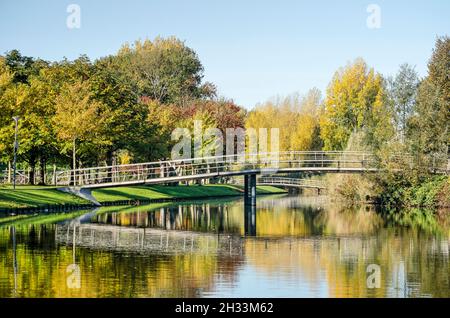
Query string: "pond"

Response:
xmin=0 ymin=195 xmax=449 ymax=297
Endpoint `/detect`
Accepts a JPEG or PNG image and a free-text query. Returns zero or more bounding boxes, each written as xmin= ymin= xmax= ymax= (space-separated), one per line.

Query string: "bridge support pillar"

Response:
xmin=244 ymin=174 xmax=256 ymax=206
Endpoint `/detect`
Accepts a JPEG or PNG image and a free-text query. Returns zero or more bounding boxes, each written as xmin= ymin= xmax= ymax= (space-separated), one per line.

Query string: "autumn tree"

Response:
xmin=53 ymin=80 xmax=103 ymax=173
xmin=0 ymin=54 xmax=53 ymax=184
xmin=290 ymin=88 xmax=323 ymax=150
xmin=320 ymin=58 xmax=393 ymax=151
xmin=0 ymin=57 xmax=17 ymax=164
xmin=246 ymin=96 xmax=295 ymax=151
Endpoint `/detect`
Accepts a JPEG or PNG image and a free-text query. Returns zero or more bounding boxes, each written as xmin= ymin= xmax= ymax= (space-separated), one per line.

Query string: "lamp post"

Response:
xmin=12 ymin=116 xmax=19 ymax=190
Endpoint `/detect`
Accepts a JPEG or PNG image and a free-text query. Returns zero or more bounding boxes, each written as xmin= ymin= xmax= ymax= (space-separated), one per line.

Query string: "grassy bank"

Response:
xmin=0 ymin=186 xmax=89 ymax=209
xmin=91 ymin=184 xmax=286 ymax=204
xmin=0 ymin=184 xmax=286 ymax=210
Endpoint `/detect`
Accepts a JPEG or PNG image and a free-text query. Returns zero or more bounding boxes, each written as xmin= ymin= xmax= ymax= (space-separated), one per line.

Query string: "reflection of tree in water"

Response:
xmin=252 ymin=197 xmax=384 ymax=237
xmin=0 ymin=197 xmax=449 ymax=298
xmin=92 ymin=202 xmax=243 ymax=235
xmin=242 ymin=198 xmax=449 ymax=297
xmin=0 ymin=224 xmax=244 ymax=297
xmin=244 ymin=231 xmax=449 ymax=297
xmin=244 ymin=222 xmax=449 ymax=297
xmin=314 ymin=204 xmax=384 ymax=236
xmin=380 ymin=207 xmax=450 ymax=236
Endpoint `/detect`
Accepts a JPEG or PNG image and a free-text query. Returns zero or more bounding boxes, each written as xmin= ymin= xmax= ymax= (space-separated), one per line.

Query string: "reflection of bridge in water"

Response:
xmin=54 ymin=210 xmax=385 ymax=258
xmin=56 ymin=223 xmax=246 ymax=256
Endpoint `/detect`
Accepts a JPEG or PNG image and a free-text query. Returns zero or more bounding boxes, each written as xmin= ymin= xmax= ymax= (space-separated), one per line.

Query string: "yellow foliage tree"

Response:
xmin=319 ymin=58 xmax=392 ymax=151
xmin=290 ymin=88 xmax=322 ymax=150
xmin=246 ymin=90 xmax=323 ymax=152
xmin=53 ymin=80 xmax=103 ymax=170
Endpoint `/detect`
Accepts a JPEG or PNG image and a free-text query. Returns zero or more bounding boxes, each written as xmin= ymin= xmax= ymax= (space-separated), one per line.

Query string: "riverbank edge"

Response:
xmin=0 ymin=184 xmax=287 ymax=214
xmin=377 ymin=175 xmax=450 ymax=211
xmin=329 ymin=175 xmax=450 ymax=211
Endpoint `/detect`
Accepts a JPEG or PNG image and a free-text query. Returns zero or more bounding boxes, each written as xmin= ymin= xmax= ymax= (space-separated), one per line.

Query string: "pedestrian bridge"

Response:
xmin=56 ymin=151 xmax=379 ymax=189
xmin=54 ymin=151 xmax=449 ymax=207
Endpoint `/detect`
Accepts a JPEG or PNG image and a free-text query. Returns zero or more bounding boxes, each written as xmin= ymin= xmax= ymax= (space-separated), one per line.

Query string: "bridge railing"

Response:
xmin=54 ymin=151 xmax=378 ymax=187
xmin=257 ymin=176 xmax=326 ymax=189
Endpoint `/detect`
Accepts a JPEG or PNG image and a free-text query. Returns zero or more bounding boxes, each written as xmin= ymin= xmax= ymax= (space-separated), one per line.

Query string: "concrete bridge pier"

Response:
xmin=244 ymin=174 xmax=257 ymax=236
xmin=244 ymin=174 xmax=256 ymax=206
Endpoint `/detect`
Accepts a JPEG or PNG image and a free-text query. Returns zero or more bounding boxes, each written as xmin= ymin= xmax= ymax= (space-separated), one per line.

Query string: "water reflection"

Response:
xmin=11 ymin=227 xmax=17 ymax=297
xmin=0 ymin=196 xmax=449 ymax=298
xmin=244 ymin=205 xmax=256 ymax=236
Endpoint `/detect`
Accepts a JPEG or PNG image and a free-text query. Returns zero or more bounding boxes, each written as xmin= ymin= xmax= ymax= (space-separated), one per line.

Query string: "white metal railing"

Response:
xmin=2 ymin=151 xmax=448 ymax=187
xmin=0 ymin=169 xmax=30 ymax=185
xmin=257 ymin=176 xmax=326 ymax=189
xmin=54 ymin=151 xmax=378 ymax=187
xmin=0 ymin=168 xmax=57 ymax=185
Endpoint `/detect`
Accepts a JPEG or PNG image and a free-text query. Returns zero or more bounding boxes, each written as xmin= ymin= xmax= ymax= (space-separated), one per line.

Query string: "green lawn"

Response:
xmin=91 ymin=184 xmax=286 ymax=203
xmin=0 ymin=185 xmax=57 ymax=190
xmin=0 ymin=183 xmax=286 ymax=209
xmin=0 ymin=188 xmax=89 ymax=209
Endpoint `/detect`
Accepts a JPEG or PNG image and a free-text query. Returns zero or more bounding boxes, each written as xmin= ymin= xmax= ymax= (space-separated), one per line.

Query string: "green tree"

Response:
xmin=408 ymin=36 xmax=449 ymax=170
xmin=90 ymin=56 xmax=151 ymax=165
xmin=387 ymin=63 xmax=419 ymax=143
xmin=4 ymin=49 xmax=47 ymax=84
xmin=0 ymin=57 xmax=16 ymax=163
xmin=116 ymin=37 xmax=215 ymax=105
xmin=0 ymin=53 xmax=55 ymax=184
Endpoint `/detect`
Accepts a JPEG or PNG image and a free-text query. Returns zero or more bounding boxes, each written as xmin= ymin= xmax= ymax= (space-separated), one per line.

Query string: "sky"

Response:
xmin=0 ymin=0 xmax=449 ymax=109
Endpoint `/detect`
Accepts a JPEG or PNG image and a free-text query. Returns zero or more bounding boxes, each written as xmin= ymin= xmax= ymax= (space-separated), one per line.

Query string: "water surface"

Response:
xmin=0 ymin=195 xmax=449 ymax=298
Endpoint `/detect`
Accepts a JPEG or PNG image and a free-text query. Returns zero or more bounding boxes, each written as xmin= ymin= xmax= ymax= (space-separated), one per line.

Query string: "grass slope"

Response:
xmin=91 ymin=184 xmax=285 ymax=203
xmin=0 ymin=184 xmax=286 ymax=209
xmin=0 ymin=188 xmax=89 ymax=209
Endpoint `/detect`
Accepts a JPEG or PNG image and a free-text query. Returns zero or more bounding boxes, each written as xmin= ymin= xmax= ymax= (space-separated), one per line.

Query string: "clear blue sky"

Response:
xmin=1 ymin=0 xmax=449 ymax=108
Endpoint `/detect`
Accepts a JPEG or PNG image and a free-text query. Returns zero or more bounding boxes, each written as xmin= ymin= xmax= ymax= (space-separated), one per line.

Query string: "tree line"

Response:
xmin=246 ymin=36 xmax=449 ymax=178
xmin=0 ymin=37 xmax=245 ymax=184
xmin=0 ymin=36 xmax=448 ymax=185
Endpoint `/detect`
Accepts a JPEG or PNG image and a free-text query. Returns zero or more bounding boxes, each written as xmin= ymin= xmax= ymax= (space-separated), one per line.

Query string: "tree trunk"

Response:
xmin=106 ymin=148 xmax=113 ymax=183
xmin=28 ymin=154 xmax=37 ymax=185
xmin=39 ymin=156 xmax=46 ymax=185
xmin=29 ymin=165 xmax=35 ymax=185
